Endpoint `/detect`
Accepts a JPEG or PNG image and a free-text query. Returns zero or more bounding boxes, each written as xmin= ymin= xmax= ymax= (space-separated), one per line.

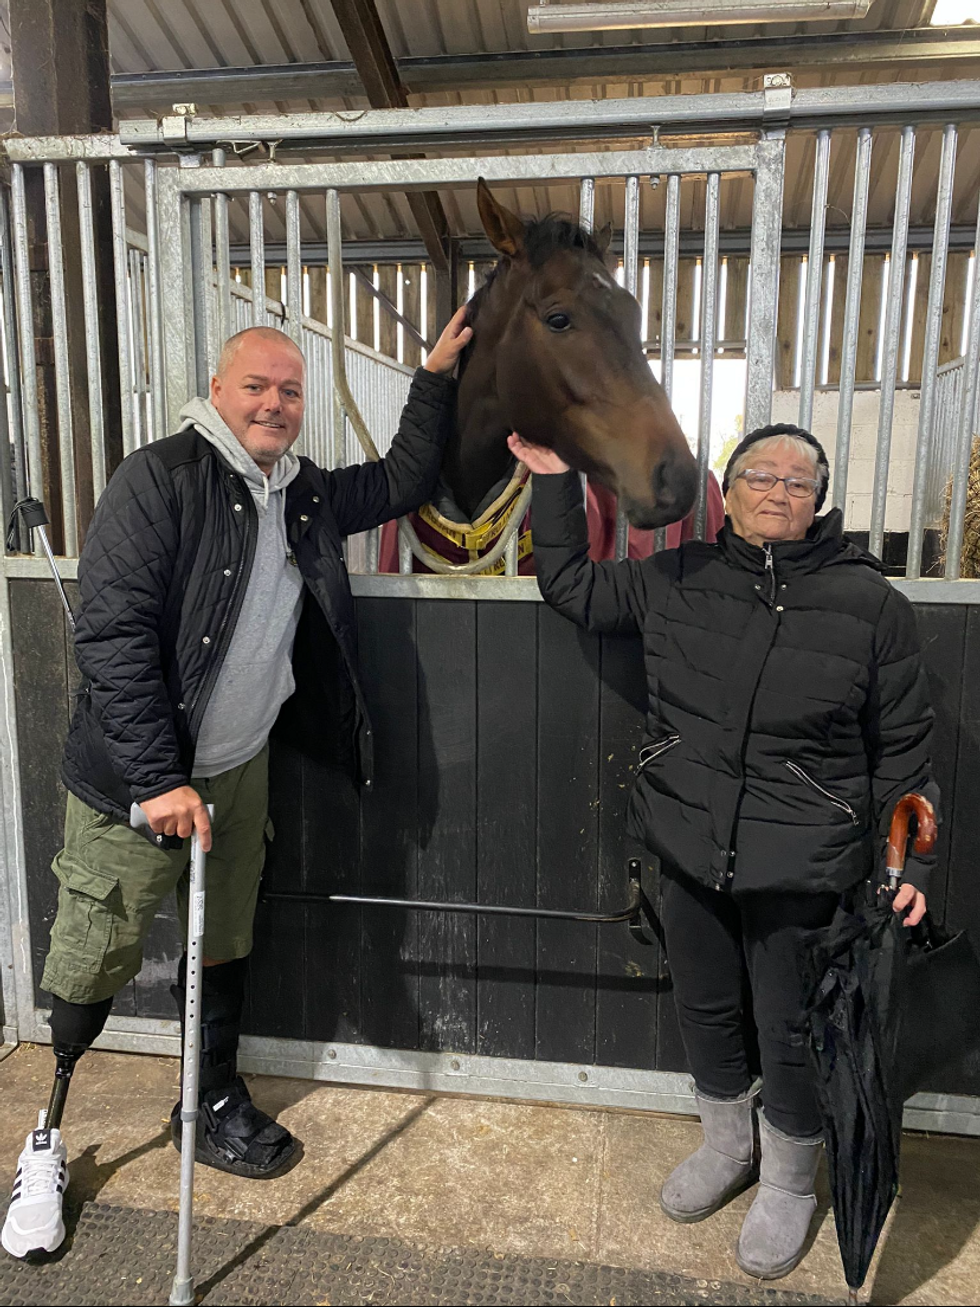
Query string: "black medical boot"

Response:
xmin=170 ymin=957 xmax=298 ymax=1178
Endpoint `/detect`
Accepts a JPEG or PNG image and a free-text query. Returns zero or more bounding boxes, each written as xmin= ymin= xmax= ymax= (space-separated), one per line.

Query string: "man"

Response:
xmin=2 ymin=309 xmax=471 ymax=1259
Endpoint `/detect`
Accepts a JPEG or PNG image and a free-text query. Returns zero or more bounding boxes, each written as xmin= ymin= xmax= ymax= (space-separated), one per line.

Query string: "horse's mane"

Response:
xmin=464 ymin=212 xmax=605 ymax=328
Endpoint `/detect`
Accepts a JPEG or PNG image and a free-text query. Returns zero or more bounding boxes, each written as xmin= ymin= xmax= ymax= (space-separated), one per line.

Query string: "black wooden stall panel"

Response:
xmin=11 ymin=579 xmax=980 ymax=1095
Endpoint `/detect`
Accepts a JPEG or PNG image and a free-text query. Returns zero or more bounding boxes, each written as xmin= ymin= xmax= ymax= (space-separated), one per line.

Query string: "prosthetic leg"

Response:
xmin=1 ymin=996 xmax=112 ymax=1258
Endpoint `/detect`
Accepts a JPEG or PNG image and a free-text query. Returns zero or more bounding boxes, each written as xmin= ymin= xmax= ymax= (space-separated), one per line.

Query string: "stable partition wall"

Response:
xmin=6 ymin=577 xmax=980 ymax=1131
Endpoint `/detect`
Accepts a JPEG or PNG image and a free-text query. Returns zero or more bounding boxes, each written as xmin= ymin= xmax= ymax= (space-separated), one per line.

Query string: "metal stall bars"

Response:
xmin=8 ymin=166 xmax=44 ymax=528
xmin=696 ymin=171 xmax=722 ymax=542
xmin=797 ymin=115 xmax=979 ymax=583
xmin=0 ymin=186 xmax=26 ymax=528
xmin=908 ymin=124 xmax=959 ymax=579
xmin=869 ymin=124 xmax=916 ymax=562
xmin=617 ymin=174 xmax=641 ymax=561
xmin=8 ymin=81 xmax=980 ymax=587
xmin=945 ymin=187 xmax=980 ymax=583
xmin=7 ymin=145 xmax=172 ymax=549
xmin=798 ymin=129 xmax=832 ymax=434
xmin=655 ymin=172 xmax=682 ymax=554
xmin=153 ymin=141 xmax=783 ymax=583
xmin=831 ymin=126 xmax=873 ymax=518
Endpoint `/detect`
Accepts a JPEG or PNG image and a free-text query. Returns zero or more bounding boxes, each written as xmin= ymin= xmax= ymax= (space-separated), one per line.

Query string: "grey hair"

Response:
xmin=727 ymin=433 xmax=828 ymax=493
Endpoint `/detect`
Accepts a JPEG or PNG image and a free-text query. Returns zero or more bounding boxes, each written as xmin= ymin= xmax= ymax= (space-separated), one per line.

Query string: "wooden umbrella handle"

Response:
xmin=885 ymin=792 xmax=938 ymax=885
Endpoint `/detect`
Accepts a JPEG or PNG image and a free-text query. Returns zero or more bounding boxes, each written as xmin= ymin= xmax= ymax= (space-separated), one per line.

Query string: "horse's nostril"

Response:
xmin=622 ymin=456 xmax=698 ymax=529
xmin=654 ymin=455 xmax=698 ymax=518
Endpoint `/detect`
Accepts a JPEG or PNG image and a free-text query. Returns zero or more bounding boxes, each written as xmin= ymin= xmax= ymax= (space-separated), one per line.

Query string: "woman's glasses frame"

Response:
xmin=736 ymin=469 xmax=820 ymax=500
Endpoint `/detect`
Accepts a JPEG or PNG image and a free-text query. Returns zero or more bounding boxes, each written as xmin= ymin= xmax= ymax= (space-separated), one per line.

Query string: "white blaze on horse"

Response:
xmin=380 ymin=180 xmax=723 ymax=575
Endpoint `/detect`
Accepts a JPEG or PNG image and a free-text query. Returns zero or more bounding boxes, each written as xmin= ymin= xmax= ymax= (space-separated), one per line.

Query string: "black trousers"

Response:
xmin=661 ymin=868 xmax=838 ymax=1138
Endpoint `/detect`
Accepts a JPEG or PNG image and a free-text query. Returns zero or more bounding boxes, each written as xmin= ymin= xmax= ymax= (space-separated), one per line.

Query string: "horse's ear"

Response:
xmin=477 ymin=178 xmax=525 ymax=258
xmin=594 ymin=223 xmax=613 ymax=257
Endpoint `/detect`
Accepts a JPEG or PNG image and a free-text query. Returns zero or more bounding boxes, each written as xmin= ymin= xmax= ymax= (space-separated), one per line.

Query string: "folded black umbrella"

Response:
xmin=801 ymin=793 xmax=980 ymax=1298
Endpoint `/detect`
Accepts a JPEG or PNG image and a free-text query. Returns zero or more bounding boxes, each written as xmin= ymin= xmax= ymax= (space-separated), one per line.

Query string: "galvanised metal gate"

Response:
xmin=3 ymin=81 xmax=980 ymax=1135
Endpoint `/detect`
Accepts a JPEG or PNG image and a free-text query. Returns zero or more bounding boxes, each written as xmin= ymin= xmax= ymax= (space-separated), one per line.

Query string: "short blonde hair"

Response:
xmin=216 ymin=326 xmax=304 ymax=378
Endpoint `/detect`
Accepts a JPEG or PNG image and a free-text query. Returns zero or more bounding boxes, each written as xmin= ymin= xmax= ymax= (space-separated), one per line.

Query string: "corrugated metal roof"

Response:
xmin=6 ymin=0 xmax=980 ymax=243
xmin=104 ymin=0 xmax=936 ymax=78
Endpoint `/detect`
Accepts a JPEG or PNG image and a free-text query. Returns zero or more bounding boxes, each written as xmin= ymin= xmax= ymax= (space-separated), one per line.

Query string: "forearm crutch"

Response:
xmin=6 ymin=497 xmax=75 ymax=629
xmin=170 ymin=806 xmax=214 ymax=1307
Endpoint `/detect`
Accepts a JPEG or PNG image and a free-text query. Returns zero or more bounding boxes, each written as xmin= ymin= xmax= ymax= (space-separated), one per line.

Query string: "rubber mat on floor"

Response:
xmin=0 ymin=1201 xmax=847 ymax=1306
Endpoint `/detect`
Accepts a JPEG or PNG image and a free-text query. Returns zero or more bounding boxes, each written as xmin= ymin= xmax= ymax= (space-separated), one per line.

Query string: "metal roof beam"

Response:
xmin=328 ymin=0 xmax=452 ymax=276
xmin=0 ymin=26 xmax=965 ymax=113
xmin=109 ymin=79 xmax=980 ymax=156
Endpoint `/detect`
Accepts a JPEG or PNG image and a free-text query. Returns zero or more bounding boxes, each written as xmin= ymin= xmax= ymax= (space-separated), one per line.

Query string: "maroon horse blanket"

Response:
xmin=378 ymin=469 xmax=726 ymax=575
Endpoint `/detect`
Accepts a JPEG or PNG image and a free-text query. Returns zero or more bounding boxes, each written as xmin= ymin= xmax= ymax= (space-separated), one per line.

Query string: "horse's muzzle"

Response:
xmin=622 ymin=454 xmax=698 ymax=529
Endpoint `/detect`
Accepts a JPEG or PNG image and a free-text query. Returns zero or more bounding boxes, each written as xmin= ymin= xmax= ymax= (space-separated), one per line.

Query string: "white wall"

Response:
xmin=770 ymin=389 xmax=921 ymax=534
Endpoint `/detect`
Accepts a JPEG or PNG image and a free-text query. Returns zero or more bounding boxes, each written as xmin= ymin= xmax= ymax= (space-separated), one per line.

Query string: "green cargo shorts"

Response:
xmin=41 ymin=745 xmax=272 ymax=1005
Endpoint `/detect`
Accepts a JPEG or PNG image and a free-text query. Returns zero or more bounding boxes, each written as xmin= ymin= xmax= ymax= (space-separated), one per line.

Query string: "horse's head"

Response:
xmin=452 ymin=179 xmax=697 ymax=530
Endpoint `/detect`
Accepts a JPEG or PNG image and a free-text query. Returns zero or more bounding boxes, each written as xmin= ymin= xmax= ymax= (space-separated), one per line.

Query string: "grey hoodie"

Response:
xmin=179 ymin=397 xmax=305 ymax=778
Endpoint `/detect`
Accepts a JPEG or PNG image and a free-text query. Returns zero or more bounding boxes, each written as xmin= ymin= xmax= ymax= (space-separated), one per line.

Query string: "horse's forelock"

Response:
xmin=523 ymin=213 xmax=605 ymax=268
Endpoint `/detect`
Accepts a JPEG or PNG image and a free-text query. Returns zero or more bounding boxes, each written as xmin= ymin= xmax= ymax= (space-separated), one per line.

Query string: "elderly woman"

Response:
xmin=508 ymin=422 xmax=936 ymax=1281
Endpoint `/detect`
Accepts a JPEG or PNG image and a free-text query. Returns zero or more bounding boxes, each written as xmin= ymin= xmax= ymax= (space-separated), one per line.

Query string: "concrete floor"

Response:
xmin=0 ymin=1044 xmax=978 ymax=1305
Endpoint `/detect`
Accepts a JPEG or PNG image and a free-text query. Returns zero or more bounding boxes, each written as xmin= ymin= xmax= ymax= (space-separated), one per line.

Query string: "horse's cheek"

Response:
xmin=497 ymin=344 xmax=538 ymax=415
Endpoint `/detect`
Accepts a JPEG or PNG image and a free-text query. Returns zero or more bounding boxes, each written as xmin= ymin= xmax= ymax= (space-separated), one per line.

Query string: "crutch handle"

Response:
xmin=6 ymin=497 xmax=77 ymax=632
xmin=6 ymin=496 xmax=50 ymax=548
xmin=128 ymin=802 xmax=184 ymax=852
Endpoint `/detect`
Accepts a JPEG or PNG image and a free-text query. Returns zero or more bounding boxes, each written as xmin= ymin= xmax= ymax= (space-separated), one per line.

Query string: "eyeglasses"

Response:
xmin=736 ymin=469 xmax=819 ymax=499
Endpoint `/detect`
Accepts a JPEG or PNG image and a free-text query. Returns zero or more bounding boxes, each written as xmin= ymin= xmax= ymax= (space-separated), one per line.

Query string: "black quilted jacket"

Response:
xmin=62 ymin=368 xmax=455 ymax=818
xmin=532 ymin=470 xmax=937 ymax=895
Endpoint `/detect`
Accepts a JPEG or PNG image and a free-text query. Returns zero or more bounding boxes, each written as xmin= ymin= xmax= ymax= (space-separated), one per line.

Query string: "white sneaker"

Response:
xmin=1 ymin=1113 xmax=68 ymax=1258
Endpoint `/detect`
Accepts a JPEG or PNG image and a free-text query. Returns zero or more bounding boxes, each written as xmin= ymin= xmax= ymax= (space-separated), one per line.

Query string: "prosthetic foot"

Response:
xmin=1 ymin=1113 xmax=69 ymax=1258
xmin=170 ymin=957 xmax=298 ymax=1179
xmin=2 ymin=996 xmax=111 ymax=1259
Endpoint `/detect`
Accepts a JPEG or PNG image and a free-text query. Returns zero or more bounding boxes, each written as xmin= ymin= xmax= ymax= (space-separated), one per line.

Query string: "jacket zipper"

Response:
xmin=636 ymin=733 xmax=681 ymax=773
xmin=187 ymin=477 xmax=257 ymax=741
xmin=784 ymin=760 xmax=860 ymax=826
xmin=722 ymin=546 xmax=778 ymax=891
xmin=763 ymin=543 xmax=776 ymax=607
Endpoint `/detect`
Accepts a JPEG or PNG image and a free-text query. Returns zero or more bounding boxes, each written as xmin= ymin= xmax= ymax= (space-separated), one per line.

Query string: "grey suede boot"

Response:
xmin=660 ymin=1088 xmax=758 ymax=1223
xmin=735 ymin=1113 xmax=822 ymax=1280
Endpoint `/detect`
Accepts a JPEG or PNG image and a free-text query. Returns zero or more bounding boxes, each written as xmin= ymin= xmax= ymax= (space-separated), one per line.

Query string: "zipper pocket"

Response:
xmin=784 ymin=761 xmax=859 ymax=826
xmin=637 ymin=734 xmax=681 ymax=773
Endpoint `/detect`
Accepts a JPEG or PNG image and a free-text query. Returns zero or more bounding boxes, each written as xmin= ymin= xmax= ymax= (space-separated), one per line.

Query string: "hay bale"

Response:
xmin=940 ymin=434 xmax=980 ymax=577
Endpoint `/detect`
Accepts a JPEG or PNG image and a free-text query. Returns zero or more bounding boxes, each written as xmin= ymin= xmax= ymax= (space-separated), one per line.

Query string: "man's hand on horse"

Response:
xmin=424 ymin=306 xmax=474 ymax=375
xmin=507 ymin=432 xmax=570 ymax=476
xmin=140 ymin=786 xmax=213 ymax=851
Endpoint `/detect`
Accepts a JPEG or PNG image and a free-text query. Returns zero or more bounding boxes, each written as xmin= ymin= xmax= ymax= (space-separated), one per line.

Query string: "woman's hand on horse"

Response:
xmin=507 ymin=432 xmax=570 ymax=476
xmin=424 ymin=306 xmax=474 ymax=375
xmin=892 ymin=881 xmax=927 ymax=927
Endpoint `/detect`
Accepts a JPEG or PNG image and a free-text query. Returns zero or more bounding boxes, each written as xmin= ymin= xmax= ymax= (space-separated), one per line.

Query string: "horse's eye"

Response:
xmin=545 ymin=312 xmax=571 ymax=332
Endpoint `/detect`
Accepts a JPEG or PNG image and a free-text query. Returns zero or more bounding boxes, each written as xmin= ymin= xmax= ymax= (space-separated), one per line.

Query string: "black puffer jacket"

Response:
xmin=62 ymin=368 xmax=455 ymax=819
xmin=533 ymin=470 xmax=936 ymax=895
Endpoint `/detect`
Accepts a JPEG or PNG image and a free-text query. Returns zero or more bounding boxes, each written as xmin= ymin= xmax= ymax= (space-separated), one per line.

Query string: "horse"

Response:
xmin=381 ymin=180 xmax=710 ymax=574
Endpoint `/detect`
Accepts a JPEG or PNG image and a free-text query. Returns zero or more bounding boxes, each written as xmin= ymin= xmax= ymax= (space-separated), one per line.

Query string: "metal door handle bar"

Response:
xmin=262 ymin=860 xmax=660 ymax=945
